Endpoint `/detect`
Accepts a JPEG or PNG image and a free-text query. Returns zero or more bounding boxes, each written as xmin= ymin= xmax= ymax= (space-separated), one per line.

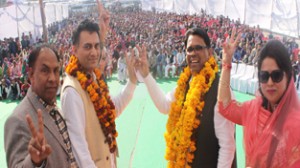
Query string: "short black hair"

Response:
xmin=28 ymin=44 xmax=60 ymax=68
xmin=72 ymin=19 xmax=100 ymax=45
xmin=184 ymin=28 xmax=211 ymax=48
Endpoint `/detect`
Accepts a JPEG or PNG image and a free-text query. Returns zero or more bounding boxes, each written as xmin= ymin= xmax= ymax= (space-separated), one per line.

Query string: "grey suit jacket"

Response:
xmin=4 ymin=88 xmax=72 ymax=168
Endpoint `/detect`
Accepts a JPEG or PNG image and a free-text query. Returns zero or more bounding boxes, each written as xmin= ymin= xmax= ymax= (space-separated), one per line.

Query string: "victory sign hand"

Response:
xmin=26 ymin=109 xmax=52 ymax=166
xmin=222 ymin=27 xmax=241 ymax=64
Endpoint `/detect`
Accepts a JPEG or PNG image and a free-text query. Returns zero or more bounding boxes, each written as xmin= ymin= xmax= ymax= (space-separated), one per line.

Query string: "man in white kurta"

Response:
xmin=61 ymin=4 xmax=138 ymax=168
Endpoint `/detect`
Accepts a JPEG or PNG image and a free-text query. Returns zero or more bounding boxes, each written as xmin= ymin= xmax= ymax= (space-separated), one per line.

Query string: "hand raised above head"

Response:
xmin=135 ymin=44 xmax=150 ymax=78
xmin=26 ymin=109 xmax=52 ymax=166
xmin=124 ymin=48 xmax=137 ymax=84
xmin=222 ymin=27 xmax=242 ymax=64
xmin=97 ymin=0 xmax=110 ymax=43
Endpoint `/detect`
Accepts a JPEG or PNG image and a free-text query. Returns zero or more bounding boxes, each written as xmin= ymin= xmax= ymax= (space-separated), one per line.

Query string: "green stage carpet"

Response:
xmin=0 ymin=76 xmax=253 ymax=168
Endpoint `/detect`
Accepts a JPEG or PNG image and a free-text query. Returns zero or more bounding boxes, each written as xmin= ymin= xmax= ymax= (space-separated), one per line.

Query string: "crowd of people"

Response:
xmin=1 ymin=5 xmax=300 ymax=102
xmin=2 ymin=1 xmax=300 ymax=168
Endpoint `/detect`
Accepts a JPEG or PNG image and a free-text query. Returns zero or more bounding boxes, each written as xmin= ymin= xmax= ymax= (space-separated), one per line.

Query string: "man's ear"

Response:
xmin=28 ymin=67 xmax=34 ymax=84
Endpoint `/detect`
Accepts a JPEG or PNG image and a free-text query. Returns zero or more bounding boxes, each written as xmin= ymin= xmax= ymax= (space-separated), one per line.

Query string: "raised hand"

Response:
xmin=26 ymin=109 xmax=52 ymax=166
xmin=135 ymin=44 xmax=150 ymax=78
xmin=222 ymin=27 xmax=241 ymax=64
xmin=125 ymin=48 xmax=137 ymax=84
xmin=97 ymin=0 xmax=110 ymax=43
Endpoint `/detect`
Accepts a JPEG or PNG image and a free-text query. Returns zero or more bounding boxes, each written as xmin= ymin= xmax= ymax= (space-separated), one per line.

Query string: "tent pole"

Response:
xmin=243 ymin=0 xmax=246 ymax=25
xmin=270 ymin=0 xmax=274 ymax=34
xmin=39 ymin=0 xmax=48 ymax=43
xmin=15 ymin=3 xmax=20 ymax=39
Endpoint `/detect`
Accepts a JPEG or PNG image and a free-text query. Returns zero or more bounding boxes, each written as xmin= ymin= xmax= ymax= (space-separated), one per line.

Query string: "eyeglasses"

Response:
xmin=186 ymin=45 xmax=208 ymax=54
xmin=258 ymin=70 xmax=284 ymax=83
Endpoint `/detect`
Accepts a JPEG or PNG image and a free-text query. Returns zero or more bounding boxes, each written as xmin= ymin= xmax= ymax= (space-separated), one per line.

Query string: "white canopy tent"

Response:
xmin=141 ymin=0 xmax=300 ymax=38
xmin=0 ymin=1 xmax=69 ymax=40
xmin=0 ymin=0 xmax=299 ymax=39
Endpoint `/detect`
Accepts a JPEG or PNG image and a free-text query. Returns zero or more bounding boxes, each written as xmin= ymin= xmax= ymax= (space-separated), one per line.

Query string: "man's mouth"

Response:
xmin=89 ymin=59 xmax=98 ymax=63
xmin=191 ymin=60 xmax=199 ymax=63
xmin=189 ymin=58 xmax=200 ymax=65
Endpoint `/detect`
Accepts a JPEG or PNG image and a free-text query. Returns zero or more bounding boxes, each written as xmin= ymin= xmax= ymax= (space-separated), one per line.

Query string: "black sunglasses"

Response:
xmin=258 ymin=70 xmax=284 ymax=83
xmin=186 ymin=45 xmax=208 ymax=53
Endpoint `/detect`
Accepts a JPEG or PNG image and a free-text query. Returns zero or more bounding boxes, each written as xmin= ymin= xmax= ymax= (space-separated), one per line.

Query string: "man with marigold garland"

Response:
xmin=60 ymin=1 xmax=138 ymax=168
xmin=135 ymin=28 xmax=236 ymax=168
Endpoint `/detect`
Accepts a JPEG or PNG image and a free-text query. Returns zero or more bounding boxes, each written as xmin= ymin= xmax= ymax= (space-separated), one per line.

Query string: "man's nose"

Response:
xmin=91 ymin=47 xmax=98 ymax=56
xmin=48 ymin=71 xmax=57 ymax=82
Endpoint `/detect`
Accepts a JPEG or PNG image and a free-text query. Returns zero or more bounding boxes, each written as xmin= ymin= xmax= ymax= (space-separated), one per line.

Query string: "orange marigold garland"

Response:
xmin=165 ymin=56 xmax=218 ymax=168
xmin=65 ymin=55 xmax=118 ymax=153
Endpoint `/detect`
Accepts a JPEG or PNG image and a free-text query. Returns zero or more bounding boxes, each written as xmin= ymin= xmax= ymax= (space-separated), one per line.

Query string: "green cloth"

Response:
xmin=0 ymin=75 xmax=253 ymax=168
xmin=21 ymin=62 xmax=26 ymax=76
xmin=0 ymin=67 xmax=3 ymax=78
xmin=3 ymin=62 xmax=8 ymax=77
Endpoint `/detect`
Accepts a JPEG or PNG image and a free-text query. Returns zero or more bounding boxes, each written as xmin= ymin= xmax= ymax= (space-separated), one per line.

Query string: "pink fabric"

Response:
xmin=219 ymin=78 xmax=300 ymax=167
xmin=180 ymin=28 xmax=186 ymax=36
xmin=10 ymin=65 xmax=21 ymax=78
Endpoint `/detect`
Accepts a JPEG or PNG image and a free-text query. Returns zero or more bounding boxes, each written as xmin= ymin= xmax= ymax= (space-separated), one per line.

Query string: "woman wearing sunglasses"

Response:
xmin=218 ymin=28 xmax=300 ymax=168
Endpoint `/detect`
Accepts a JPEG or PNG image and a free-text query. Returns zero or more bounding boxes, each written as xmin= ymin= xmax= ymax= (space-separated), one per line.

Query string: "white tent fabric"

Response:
xmin=247 ymin=68 xmax=259 ymax=95
xmin=0 ymin=3 xmax=68 ymax=40
xmin=0 ymin=5 xmax=18 ymax=39
xmin=141 ymin=0 xmax=300 ymax=37
xmin=231 ymin=63 xmax=247 ymax=90
xmin=1 ymin=0 xmax=299 ymax=39
xmin=237 ymin=65 xmax=255 ymax=93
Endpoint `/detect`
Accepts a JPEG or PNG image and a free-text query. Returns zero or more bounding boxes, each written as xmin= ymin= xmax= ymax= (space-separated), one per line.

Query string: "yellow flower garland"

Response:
xmin=65 ymin=55 xmax=118 ymax=153
xmin=165 ymin=56 xmax=218 ymax=168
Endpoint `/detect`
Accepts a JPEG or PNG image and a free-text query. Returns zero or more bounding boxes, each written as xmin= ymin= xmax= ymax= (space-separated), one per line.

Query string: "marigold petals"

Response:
xmin=165 ymin=57 xmax=218 ymax=167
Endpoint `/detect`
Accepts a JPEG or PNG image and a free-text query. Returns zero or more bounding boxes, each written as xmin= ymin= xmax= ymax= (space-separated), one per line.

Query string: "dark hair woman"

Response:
xmin=218 ymin=27 xmax=300 ymax=168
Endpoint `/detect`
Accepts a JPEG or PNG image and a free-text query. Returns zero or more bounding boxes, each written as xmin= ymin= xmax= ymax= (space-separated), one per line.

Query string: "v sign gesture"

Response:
xmin=135 ymin=44 xmax=150 ymax=78
xmin=97 ymin=0 xmax=110 ymax=43
xmin=26 ymin=109 xmax=52 ymax=166
xmin=218 ymin=27 xmax=242 ymax=107
xmin=125 ymin=47 xmax=138 ymax=84
xmin=222 ymin=27 xmax=242 ymax=64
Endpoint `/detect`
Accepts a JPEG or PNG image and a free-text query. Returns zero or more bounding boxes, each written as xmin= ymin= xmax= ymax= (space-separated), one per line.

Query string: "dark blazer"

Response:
xmin=4 ymin=88 xmax=72 ymax=168
xmin=191 ymin=75 xmax=236 ymax=168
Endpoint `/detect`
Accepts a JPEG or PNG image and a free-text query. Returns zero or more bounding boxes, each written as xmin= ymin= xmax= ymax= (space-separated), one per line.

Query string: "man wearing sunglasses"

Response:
xmin=135 ymin=28 xmax=236 ymax=168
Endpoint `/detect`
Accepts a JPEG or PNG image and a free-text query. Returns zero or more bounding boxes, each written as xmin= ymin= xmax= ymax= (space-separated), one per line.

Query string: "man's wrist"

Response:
xmin=141 ymin=71 xmax=149 ymax=78
xmin=32 ymin=159 xmax=46 ymax=168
